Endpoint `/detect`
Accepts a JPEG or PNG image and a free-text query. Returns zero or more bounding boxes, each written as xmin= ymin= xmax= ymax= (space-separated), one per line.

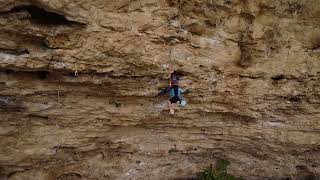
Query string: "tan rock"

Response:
xmin=0 ymin=0 xmax=319 ymax=179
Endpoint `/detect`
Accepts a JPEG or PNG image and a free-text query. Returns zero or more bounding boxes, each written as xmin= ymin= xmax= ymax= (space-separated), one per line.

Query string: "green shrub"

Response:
xmin=197 ymin=159 xmax=243 ymax=180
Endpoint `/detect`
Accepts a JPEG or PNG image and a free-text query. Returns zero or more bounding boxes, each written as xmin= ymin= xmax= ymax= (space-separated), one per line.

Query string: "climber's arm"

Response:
xmin=155 ymin=87 xmax=170 ymax=97
xmin=180 ymin=88 xmax=191 ymax=94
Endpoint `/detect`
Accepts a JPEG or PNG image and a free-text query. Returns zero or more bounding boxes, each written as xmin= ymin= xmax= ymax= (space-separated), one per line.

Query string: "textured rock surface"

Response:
xmin=0 ymin=0 xmax=320 ymax=179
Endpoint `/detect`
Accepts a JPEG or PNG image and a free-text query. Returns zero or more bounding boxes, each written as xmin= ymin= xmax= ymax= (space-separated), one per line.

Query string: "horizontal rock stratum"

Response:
xmin=0 ymin=0 xmax=319 ymax=179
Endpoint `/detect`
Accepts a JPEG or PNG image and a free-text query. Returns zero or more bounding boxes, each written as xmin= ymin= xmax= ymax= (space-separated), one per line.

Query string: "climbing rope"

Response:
xmin=168 ymin=47 xmax=174 ymax=87
xmin=169 ymin=63 xmax=172 ymax=87
xmin=57 ymin=84 xmax=63 ymax=103
xmin=57 ymin=88 xmax=60 ymax=103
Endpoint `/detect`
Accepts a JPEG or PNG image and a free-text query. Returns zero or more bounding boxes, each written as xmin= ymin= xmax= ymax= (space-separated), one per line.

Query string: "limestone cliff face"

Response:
xmin=0 ymin=0 xmax=320 ymax=179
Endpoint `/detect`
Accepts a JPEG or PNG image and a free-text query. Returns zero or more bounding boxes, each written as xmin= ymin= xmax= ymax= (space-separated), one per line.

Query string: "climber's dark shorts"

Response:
xmin=170 ymin=96 xmax=180 ymax=104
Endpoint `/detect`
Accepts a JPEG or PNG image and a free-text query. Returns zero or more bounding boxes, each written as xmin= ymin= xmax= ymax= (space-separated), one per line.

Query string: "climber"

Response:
xmin=156 ymin=71 xmax=187 ymax=115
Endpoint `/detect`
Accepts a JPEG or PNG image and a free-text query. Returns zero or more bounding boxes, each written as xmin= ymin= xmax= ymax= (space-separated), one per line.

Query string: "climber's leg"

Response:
xmin=176 ymin=103 xmax=181 ymax=111
xmin=168 ymin=99 xmax=174 ymax=114
xmin=172 ymin=102 xmax=179 ymax=110
xmin=169 ymin=96 xmax=180 ymax=114
xmin=170 ymin=107 xmax=175 ymax=115
xmin=167 ymin=100 xmax=174 ymax=114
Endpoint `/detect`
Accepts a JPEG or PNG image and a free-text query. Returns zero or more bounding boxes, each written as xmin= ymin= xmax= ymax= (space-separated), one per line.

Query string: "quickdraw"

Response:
xmin=75 ymin=66 xmax=79 ymax=77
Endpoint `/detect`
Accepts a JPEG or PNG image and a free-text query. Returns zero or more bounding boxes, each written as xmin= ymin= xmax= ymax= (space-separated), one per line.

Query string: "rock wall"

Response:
xmin=0 ymin=0 xmax=320 ymax=179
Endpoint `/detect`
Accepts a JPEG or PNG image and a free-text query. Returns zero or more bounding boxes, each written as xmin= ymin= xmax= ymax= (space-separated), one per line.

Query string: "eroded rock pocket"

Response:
xmin=0 ymin=4 xmax=86 ymax=56
xmin=4 ymin=5 xmax=84 ymax=26
xmin=0 ymin=33 xmax=51 ymax=55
